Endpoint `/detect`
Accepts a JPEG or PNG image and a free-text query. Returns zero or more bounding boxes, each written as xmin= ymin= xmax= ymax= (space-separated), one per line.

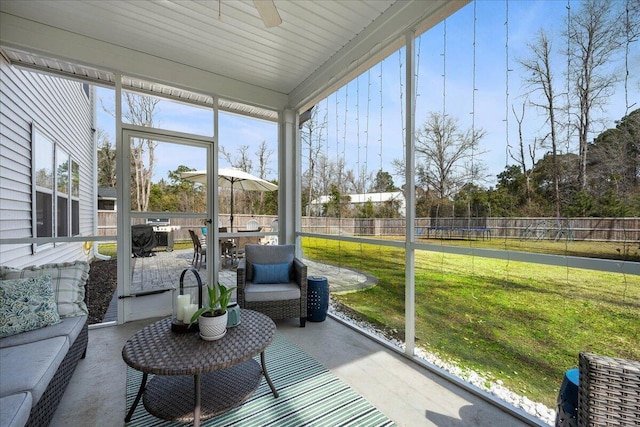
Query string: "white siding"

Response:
xmin=0 ymin=56 xmax=95 ymax=267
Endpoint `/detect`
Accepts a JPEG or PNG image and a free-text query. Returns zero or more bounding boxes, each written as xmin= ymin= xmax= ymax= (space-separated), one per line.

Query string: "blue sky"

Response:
xmin=317 ymin=0 xmax=638 ymax=189
xmin=96 ymin=90 xmax=278 ymax=182
xmin=98 ymin=0 xmax=638 ymax=189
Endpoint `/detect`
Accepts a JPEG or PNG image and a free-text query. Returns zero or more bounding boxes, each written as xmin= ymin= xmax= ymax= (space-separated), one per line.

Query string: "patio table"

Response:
xmin=122 ymin=310 xmax=278 ymax=426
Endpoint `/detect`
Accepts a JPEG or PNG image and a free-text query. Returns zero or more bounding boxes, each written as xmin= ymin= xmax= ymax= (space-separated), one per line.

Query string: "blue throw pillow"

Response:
xmin=252 ymin=262 xmax=290 ymax=284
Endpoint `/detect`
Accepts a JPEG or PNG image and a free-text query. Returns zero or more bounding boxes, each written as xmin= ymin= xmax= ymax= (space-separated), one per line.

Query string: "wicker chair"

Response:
xmin=188 ymin=229 xmax=206 ymax=270
xmin=577 ymin=352 xmax=640 ymax=426
xmin=237 ymin=244 xmax=307 ymax=327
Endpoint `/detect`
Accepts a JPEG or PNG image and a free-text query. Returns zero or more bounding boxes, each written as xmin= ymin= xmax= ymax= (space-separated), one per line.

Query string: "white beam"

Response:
xmin=404 ymin=31 xmax=416 ymax=357
xmin=0 ymin=13 xmax=289 ymax=110
xmin=279 ymin=109 xmax=297 ymax=248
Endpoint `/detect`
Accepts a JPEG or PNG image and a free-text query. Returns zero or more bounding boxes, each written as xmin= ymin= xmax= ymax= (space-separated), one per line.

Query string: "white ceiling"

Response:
xmin=0 ymin=0 xmax=466 ymax=112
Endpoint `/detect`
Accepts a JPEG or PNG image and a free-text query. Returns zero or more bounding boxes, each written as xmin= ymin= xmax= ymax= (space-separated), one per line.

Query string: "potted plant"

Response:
xmin=189 ymin=282 xmax=236 ymax=341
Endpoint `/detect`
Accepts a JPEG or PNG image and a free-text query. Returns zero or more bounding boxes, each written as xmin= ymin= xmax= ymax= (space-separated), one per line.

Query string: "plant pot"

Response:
xmin=198 ymin=311 xmax=228 ymax=341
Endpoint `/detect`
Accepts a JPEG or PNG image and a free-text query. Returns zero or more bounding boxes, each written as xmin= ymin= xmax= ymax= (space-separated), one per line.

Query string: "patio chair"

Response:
xmin=188 ymin=229 xmax=206 ymax=270
xmin=575 ymin=352 xmax=640 ymax=426
xmin=246 ymin=219 xmax=260 ymax=231
xmin=260 ymin=219 xmax=278 ymax=245
xmin=237 ymin=244 xmax=307 ymax=327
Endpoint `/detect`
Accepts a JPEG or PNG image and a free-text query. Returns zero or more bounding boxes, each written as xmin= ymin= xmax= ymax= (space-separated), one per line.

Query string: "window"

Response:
xmin=32 ymin=125 xmax=81 ymax=246
xmin=71 ymin=160 xmax=80 ymax=236
xmin=56 ymin=148 xmax=69 ymax=237
xmin=34 ymin=129 xmax=54 ymax=239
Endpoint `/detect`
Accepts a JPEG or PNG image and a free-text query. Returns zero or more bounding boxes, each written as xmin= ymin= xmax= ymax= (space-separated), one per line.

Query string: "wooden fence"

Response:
xmin=301 ymin=216 xmax=640 ymax=242
xmin=97 ymin=212 xmax=278 ymax=243
xmin=99 ymin=211 xmax=640 ymax=243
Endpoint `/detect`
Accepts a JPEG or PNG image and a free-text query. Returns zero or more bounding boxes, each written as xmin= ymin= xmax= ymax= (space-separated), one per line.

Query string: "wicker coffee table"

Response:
xmin=122 ymin=309 xmax=278 ymax=426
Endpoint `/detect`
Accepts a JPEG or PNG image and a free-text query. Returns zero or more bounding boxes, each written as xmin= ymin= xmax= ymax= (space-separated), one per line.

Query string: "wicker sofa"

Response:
xmin=576 ymin=352 xmax=640 ymax=427
xmin=0 ymin=261 xmax=90 ymax=427
xmin=237 ymin=244 xmax=307 ymax=327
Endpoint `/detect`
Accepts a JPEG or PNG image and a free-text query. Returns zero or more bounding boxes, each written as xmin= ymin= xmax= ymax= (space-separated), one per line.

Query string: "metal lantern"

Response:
xmin=171 ymin=267 xmax=203 ymax=333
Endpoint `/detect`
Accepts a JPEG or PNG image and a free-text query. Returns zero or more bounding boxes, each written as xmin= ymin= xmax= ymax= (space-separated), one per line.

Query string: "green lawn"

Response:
xmin=417 ymin=236 xmax=640 ymax=262
xmin=302 ymin=237 xmax=640 ymax=407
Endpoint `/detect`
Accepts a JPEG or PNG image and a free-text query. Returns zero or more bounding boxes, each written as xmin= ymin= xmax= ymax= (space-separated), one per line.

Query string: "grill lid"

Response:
xmin=146 ymin=218 xmax=170 ymax=226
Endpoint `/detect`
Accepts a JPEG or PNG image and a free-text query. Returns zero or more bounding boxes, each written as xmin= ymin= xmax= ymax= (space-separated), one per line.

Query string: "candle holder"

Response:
xmin=171 ymin=267 xmax=203 ymax=333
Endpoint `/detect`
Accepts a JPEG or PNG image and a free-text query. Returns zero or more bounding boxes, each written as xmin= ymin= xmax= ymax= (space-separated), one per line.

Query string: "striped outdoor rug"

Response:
xmin=126 ymin=334 xmax=395 ymax=426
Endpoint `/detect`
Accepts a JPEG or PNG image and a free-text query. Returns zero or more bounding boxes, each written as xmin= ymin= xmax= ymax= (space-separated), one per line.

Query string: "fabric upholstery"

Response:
xmin=0 ymin=336 xmax=69 ymax=403
xmin=0 ymin=392 xmax=32 ymax=427
xmin=245 ymin=244 xmax=294 ymax=281
xmin=0 ymin=261 xmax=89 ymax=318
xmin=0 ymin=315 xmax=86 ymax=349
xmin=252 ymin=262 xmax=291 ymax=284
xmin=237 ymin=244 xmax=307 ymax=326
xmin=0 ymin=276 xmax=61 ymax=338
xmin=244 ymin=282 xmax=301 ymax=302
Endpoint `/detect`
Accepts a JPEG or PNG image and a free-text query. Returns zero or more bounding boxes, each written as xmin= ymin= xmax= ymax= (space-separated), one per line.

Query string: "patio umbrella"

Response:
xmin=180 ymin=168 xmax=277 ymax=231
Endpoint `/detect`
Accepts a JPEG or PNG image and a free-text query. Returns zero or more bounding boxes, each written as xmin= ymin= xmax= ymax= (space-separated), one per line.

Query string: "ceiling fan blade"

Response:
xmin=253 ymin=0 xmax=282 ymax=28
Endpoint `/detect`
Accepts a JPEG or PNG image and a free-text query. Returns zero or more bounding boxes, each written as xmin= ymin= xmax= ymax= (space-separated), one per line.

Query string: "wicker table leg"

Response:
xmin=261 ymin=352 xmax=279 ymax=398
xmin=194 ymin=374 xmax=201 ymax=427
xmin=125 ymin=372 xmax=148 ymax=422
xmin=143 ymin=360 xmax=262 ymax=422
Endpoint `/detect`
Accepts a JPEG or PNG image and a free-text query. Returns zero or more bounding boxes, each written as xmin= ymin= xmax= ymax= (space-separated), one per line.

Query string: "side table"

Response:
xmin=555 ymin=368 xmax=579 ymax=427
xmin=307 ymin=276 xmax=329 ymax=322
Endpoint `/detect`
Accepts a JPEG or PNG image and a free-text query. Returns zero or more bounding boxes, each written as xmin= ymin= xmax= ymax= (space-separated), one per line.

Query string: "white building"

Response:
xmin=309 ymin=191 xmax=406 ymax=217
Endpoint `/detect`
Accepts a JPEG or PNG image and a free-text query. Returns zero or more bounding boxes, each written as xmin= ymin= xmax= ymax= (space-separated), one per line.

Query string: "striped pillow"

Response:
xmin=0 ymin=261 xmax=89 ymax=318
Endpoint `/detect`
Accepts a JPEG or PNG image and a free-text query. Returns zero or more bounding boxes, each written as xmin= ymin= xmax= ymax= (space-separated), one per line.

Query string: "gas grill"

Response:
xmin=146 ymin=218 xmax=178 ymax=251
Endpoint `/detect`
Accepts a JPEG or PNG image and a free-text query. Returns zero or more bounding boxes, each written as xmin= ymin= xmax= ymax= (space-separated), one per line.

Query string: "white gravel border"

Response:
xmin=329 ymin=300 xmax=556 ymax=426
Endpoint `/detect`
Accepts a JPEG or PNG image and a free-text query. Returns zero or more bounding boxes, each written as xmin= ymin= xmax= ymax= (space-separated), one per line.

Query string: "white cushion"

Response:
xmin=0 ymin=392 xmax=32 ymax=427
xmin=0 ymin=336 xmax=69 ymax=403
xmin=244 ymin=282 xmax=301 ymax=302
xmin=0 ymin=315 xmax=86 ymax=349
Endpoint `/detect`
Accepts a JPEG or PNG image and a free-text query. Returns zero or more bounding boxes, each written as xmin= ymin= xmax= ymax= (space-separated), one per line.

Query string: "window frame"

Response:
xmin=31 ymin=123 xmax=81 ymax=252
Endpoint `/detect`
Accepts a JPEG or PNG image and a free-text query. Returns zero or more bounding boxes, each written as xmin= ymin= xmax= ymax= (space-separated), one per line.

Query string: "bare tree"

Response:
xmin=255 ymin=141 xmax=273 ymax=180
xmin=400 ymin=112 xmax=486 ymax=200
xmin=315 ymin=154 xmax=332 ymax=197
xmin=567 ymin=0 xmax=625 ymax=190
xmin=100 ymin=92 xmax=159 ymax=211
xmin=510 ymin=102 xmax=540 ymax=210
xmin=255 ymin=140 xmax=273 ymax=213
xmin=96 ymin=128 xmax=116 ymax=187
xmin=342 ymin=169 xmax=359 ymax=194
xmin=122 ymin=93 xmax=160 ymax=211
xmin=518 ymin=30 xmax=562 ymax=216
xmin=219 ymin=144 xmax=255 ymax=215
xmin=623 ymin=0 xmax=640 ymax=114
xmin=300 ymin=106 xmax=326 ymax=215
xmin=220 ymin=145 xmax=253 ymax=173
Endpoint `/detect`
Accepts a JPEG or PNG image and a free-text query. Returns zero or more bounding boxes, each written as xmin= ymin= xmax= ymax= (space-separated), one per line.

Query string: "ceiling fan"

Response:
xmin=252 ymin=0 xmax=282 ymax=28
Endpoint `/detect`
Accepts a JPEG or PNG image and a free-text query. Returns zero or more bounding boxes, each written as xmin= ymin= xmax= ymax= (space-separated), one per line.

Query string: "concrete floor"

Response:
xmin=50 ymin=316 xmax=535 ymax=427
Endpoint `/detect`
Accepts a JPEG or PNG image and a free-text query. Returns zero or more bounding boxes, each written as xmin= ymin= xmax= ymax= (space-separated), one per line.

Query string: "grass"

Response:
xmin=302 ymin=236 xmax=640 ymax=407
xmin=417 ymin=236 xmax=640 ymax=262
